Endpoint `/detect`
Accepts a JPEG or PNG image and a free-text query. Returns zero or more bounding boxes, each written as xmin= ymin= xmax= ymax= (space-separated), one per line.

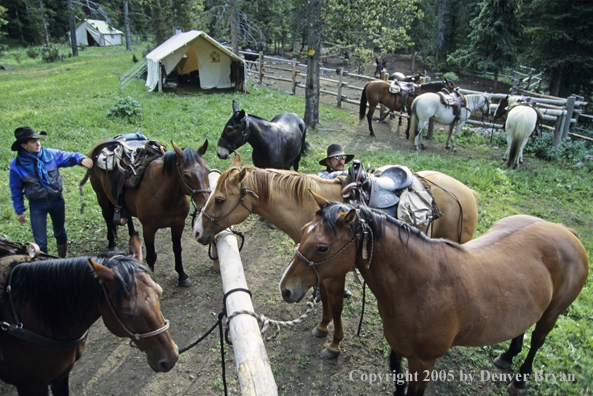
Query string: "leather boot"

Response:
xmin=57 ymin=243 xmax=68 ymax=258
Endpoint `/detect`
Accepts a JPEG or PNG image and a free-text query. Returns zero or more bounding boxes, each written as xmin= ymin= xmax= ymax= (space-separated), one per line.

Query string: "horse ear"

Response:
xmin=229 ymin=167 xmax=247 ymax=184
xmin=309 ymin=190 xmax=329 ymax=209
xmin=343 ymin=209 xmax=357 ymax=225
xmin=197 ymin=139 xmax=208 ymax=155
xmin=231 ymin=153 xmax=242 ymax=168
xmin=375 ymin=57 xmax=379 ymax=64
xmin=88 ymin=258 xmax=116 ymax=283
xmin=171 ymin=141 xmax=184 ymax=158
xmin=232 ymin=100 xmax=239 ymax=114
xmin=237 ymin=110 xmax=246 ymax=120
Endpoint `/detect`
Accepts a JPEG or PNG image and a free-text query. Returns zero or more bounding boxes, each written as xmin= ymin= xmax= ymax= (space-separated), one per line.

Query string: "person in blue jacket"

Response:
xmin=9 ymin=126 xmax=93 ymax=257
xmin=317 ymin=143 xmax=354 ymax=179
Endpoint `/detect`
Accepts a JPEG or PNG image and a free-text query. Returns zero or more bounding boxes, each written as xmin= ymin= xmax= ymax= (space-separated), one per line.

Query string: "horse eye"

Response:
xmin=317 ymin=246 xmax=329 ymax=254
xmin=215 ymin=198 xmax=225 ymax=204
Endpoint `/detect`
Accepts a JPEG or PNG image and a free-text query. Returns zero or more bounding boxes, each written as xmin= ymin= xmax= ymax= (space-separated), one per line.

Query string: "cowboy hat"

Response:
xmin=11 ymin=126 xmax=47 ymax=151
xmin=318 ymin=143 xmax=354 ymax=166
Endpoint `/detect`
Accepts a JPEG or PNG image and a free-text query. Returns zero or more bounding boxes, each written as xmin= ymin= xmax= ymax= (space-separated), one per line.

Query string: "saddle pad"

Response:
xmin=389 ymin=81 xmax=401 ymax=94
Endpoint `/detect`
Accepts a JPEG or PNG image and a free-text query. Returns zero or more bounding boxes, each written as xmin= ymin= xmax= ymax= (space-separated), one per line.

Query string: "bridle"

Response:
xmin=0 ymin=264 xmax=170 ymax=355
xmin=175 ymin=161 xmax=212 ymax=199
xmin=217 ymin=116 xmax=251 ymax=152
xmin=100 ymin=282 xmax=170 ymax=346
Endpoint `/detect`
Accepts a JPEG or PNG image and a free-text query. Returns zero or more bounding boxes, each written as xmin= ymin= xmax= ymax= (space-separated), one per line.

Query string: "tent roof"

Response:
xmin=146 ymin=31 xmax=243 ymax=64
xmin=84 ymin=19 xmax=123 ymax=35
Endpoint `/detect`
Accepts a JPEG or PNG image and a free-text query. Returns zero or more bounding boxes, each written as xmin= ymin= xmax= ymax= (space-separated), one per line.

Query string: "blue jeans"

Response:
xmin=29 ymin=197 xmax=67 ymax=253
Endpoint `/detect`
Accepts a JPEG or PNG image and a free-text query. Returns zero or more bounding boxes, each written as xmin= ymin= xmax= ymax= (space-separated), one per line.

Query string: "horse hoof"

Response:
xmin=267 ymin=222 xmax=277 ymax=230
xmin=493 ymin=356 xmax=512 ymax=369
xmin=312 ymin=326 xmax=329 ymax=338
xmin=178 ymin=278 xmax=192 ymax=287
xmin=369 ymin=132 xmax=375 ymax=137
xmin=507 ymin=381 xmax=527 ymax=396
xmin=322 ymin=347 xmax=340 ymax=359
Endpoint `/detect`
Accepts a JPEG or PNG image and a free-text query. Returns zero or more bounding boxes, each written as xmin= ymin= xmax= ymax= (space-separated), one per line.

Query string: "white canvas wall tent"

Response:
xmin=145 ymin=31 xmax=245 ymax=92
xmin=70 ymin=19 xmax=123 ymax=47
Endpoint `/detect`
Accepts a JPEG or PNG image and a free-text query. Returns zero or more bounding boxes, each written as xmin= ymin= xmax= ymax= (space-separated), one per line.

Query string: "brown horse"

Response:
xmin=0 ymin=252 xmax=178 ymax=396
xmin=281 ymin=195 xmax=588 ymax=396
xmin=359 ymin=78 xmax=455 ymax=137
xmin=193 ymin=154 xmax=478 ymax=357
xmin=82 ymin=139 xmax=210 ymax=286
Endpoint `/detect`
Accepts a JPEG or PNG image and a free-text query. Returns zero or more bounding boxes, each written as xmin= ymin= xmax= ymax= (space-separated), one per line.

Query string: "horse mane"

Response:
xmin=219 ymin=166 xmax=341 ymax=206
xmin=162 ymin=147 xmax=201 ymax=175
xmin=9 ymin=251 xmax=151 ymax=335
xmin=317 ymin=201 xmax=464 ymax=252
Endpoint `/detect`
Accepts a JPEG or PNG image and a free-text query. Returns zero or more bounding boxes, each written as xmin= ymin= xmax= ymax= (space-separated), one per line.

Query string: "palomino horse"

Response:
xmin=359 ymin=79 xmax=455 ymax=137
xmin=281 ymin=195 xmax=588 ymax=396
xmin=82 ymin=139 xmax=210 ymax=286
xmin=408 ymin=92 xmax=491 ymax=151
xmin=494 ymin=95 xmax=539 ymax=168
xmin=194 ymin=154 xmax=478 ymax=357
xmin=0 ymin=252 xmax=178 ymax=396
xmin=216 ymin=100 xmax=310 ymax=171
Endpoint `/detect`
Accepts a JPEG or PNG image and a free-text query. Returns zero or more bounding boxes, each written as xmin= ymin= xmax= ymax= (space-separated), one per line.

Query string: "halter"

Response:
xmin=100 ymin=282 xmax=170 ymax=344
xmin=218 ymin=116 xmax=251 ymax=152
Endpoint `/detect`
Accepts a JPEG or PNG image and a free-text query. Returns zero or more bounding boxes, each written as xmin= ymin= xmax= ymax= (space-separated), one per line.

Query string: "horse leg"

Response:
xmin=321 ymin=277 xmax=346 ymax=359
xmin=367 ymin=106 xmax=376 ymax=137
xmin=445 ymin=124 xmax=454 ymax=149
xmin=143 ymin=226 xmax=158 ymax=273
xmin=508 ymin=316 xmax=557 ymax=395
xmin=172 ymin=224 xmax=191 ymax=287
xmin=16 ymin=381 xmax=51 ymax=396
xmin=518 ymin=137 xmax=529 ymax=164
xmin=390 ymin=351 xmax=407 ymax=396
xmin=313 ymin=282 xmax=331 ymax=338
xmin=406 ymin=357 xmax=436 ymax=396
xmin=493 ymin=333 xmax=524 ymax=369
xmin=50 ymin=375 xmax=70 ymax=396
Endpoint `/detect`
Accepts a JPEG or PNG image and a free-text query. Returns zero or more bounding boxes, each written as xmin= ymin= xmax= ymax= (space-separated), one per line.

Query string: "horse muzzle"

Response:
xmin=216 ymin=145 xmax=231 ymax=160
xmin=280 ymin=284 xmax=307 ymax=303
xmin=146 ymin=343 xmax=179 ymax=372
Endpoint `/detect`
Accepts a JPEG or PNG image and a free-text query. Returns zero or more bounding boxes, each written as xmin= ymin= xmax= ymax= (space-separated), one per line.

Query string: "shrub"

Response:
xmin=106 ymin=96 xmax=142 ymax=121
xmin=523 ymin=134 xmax=593 ymax=163
xmin=442 ymin=71 xmax=459 ymax=82
xmin=41 ymin=46 xmax=61 ymax=63
xmin=26 ymin=47 xmax=39 ymax=59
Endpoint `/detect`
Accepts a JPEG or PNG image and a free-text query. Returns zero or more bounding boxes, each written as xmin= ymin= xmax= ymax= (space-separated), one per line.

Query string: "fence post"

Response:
xmin=291 ymin=58 xmax=297 ymax=95
xmin=259 ymin=51 xmax=264 ymax=84
xmin=379 ymin=70 xmax=386 ymax=120
xmin=336 ymin=68 xmax=343 ymax=107
xmin=562 ymin=96 xmax=576 ymax=140
xmin=552 ymin=113 xmax=564 ymax=149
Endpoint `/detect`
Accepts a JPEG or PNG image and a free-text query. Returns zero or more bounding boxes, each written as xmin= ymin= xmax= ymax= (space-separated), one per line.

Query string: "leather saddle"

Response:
xmin=92 ymin=133 xmax=166 ymax=225
xmin=342 ymin=160 xmax=414 ymax=218
xmin=437 ymin=89 xmax=466 ymax=122
xmin=389 ymin=81 xmax=417 ymax=110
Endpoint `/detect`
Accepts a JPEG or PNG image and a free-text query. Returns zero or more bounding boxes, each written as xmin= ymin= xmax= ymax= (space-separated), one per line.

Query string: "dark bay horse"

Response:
xmin=82 ymin=139 xmax=210 ymax=286
xmin=281 ymin=195 xmax=588 ymax=396
xmin=0 ymin=252 xmax=178 ymax=396
xmin=194 ymin=155 xmax=478 ymax=358
xmin=216 ymin=100 xmax=310 ymax=171
xmin=359 ymin=78 xmax=455 ymax=137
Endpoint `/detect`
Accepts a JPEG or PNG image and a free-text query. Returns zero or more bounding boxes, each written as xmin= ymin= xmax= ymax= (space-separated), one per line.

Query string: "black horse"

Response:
xmin=216 ymin=100 xmax=310 ymax=171
xmin=243 ymin=49 xmax=259 ymax=70
xmin=374 ymin=57 xmax=387 ymax=78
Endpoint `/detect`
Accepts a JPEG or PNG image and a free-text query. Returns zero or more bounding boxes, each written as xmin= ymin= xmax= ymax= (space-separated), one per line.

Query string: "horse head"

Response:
xmin=194 ymin=154 xmax=256 ymax=245
xmin=89 ymin=256 xmax=178 ymax=372
xmin=493 ymin=95 xmax=510 ymax=121
xmin=217 ymin=100 xmax=250 ymax=159
xmin=280 ymin=192 xmax=358 ymax=303
xmin=169 ymin=140 xmax=210 ymax=210
xmin=374 ymin=57 xmax=387 ymax=78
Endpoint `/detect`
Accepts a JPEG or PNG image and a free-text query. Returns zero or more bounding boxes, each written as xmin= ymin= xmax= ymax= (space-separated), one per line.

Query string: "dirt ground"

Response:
xmin=0 ymin=54 xmax=515 ymax=396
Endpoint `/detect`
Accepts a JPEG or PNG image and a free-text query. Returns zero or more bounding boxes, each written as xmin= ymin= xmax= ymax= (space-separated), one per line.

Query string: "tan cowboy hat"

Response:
xmin=11 ymin=126 xmax=47 ymax=151
xmin=318 ymin=144 xmax=355 ymax=166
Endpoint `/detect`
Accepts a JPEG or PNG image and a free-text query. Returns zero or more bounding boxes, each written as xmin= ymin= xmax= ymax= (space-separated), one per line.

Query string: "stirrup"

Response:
xmin=113 ymin=207 xmax=128 ymax=226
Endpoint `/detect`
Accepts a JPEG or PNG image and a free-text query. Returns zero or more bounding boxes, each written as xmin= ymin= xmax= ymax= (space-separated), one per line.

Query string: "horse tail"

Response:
xmin=408 ymin=98 xmax=419 ymax=144
xmin=79 ymin=169 xmax=91 ymax=214
xmin=301 ymin=127 xmax=311 ymax=157
xmin=359 ymin=84 xmax=369 ymax=121
xmin=507 ymin=138 xmax=521 ymax=168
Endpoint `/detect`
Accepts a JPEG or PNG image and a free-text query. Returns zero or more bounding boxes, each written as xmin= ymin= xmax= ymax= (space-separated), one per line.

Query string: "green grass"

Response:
xmin=1 ymin=44 xmax=592 ymax=396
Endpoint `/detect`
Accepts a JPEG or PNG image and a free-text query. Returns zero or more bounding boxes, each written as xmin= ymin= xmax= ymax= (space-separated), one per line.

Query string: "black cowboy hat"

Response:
xmin=319 ymin=144 xmax=354 ymax=166
xmin=11 ymin=126 xmax=47 ymax=151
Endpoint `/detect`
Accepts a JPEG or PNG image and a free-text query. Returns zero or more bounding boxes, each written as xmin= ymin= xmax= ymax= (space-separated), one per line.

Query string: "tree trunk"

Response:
xmin=169 ymin=0 xmax=175 ymax=36
xmin=67 ymin=0 xmax=78 ymax=56
xmin=550 ymin=69 xmax=562 ymax=97
xmin=493 ymin=69 xmax=498 ymax=91
xmin=15 ymin=9 xmax=26 ymax=45
xmin=39 ymin=0 xmax=49 ymax=48
xmin=124 ymin=2 xmax=132 ymax=51
xmin=230 ymin=0 xmax=238 ymax=55
xmin=304 ymin=0 xmax=321 ymax=130
xmin=25 ymin=3 xmax=40 ymax=46
xmin=411 ymin=50 xmax=416 ymax=74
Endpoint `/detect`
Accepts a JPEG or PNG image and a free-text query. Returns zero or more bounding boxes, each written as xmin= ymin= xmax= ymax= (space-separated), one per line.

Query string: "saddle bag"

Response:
xmin=396 ymin=178 xmax=435 ymax=230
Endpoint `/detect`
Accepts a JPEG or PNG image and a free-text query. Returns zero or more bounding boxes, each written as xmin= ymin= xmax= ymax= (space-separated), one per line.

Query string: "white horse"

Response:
xmin=408 ymin=92 xmax=491 ymax=151
xmin=504 ymin=106 xmax=538 ymax=168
